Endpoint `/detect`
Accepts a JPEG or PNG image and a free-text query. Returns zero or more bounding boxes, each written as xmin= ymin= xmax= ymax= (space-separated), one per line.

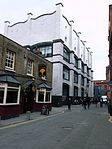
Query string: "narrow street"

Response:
xmin=0 ymin=104 xmax=112 ymax=149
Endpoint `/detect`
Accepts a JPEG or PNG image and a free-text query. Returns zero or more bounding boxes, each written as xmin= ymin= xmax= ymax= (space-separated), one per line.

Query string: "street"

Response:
xmin=0 ymin=104 xmax=112 ymax=149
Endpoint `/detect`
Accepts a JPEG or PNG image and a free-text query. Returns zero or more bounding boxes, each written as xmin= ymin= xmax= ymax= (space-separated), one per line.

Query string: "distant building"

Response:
xmin=0 ymin=34 xmax=52 ymax=119
xmin=3 ymin=3 xmax=94 ymax=106
xmin=94 ymin=80 xmax=108 ymax=100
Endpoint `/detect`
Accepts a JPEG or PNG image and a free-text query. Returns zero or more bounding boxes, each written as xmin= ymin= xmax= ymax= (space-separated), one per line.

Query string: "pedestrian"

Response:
xmin=108 ymin=99 xmax=112 ymax=122
xmin=86 ymin=97 xmax=91 ymax=109
xmin=82 ymin=98 xmax=87 ymax=109
xmin=67 ymin=97 xmax=72 ymax=110
xmin=94 ymin=98 xmax=98 ymax=107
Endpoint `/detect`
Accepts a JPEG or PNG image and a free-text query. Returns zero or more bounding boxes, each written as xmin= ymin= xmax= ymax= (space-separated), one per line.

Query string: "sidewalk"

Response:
xmin=0 ymin=107 xmax=65 ymax=127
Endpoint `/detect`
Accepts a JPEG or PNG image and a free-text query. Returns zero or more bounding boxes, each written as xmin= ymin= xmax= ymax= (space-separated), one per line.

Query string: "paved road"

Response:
xmin=0 ymin=104 xmax=112 ymax=149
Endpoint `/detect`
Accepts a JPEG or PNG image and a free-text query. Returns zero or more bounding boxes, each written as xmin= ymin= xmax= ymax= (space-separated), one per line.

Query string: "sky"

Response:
xmin=0 ymin=0 xmax=112 ymax=80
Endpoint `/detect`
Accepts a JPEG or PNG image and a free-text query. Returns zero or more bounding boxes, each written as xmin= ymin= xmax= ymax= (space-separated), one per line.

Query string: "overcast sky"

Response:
xmin=0 ymin=0 xmax=111 ymax=80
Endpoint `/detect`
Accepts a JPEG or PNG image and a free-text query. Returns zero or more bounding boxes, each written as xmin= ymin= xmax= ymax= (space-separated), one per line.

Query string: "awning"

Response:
xmin=22 ymin=80 xmax=34 ymax=89
xmin=0 ymin=74 xmax=20 ymax=84
xmin=37 ymin=82 xmax=52 ymax=90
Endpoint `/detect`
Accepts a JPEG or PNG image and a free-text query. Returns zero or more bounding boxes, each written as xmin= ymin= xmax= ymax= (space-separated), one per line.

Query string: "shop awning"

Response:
xmin=37 ymin=82 xmax=52 ymax=90
xmin=0 ymin=74 xmax=20 ymax=84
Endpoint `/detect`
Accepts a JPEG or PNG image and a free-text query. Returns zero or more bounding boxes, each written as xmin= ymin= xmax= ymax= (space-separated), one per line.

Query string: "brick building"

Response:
xmin=0 ymin=34 xmax=52 ymax=119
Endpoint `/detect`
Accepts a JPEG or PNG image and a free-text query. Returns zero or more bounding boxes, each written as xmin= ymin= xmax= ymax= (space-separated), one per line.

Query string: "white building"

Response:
xmin=4 ymin=3 xmax=94 ymax=106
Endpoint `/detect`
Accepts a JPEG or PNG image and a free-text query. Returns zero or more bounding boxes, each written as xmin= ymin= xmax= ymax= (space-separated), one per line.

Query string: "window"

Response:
xmin=63 ymin=48 xmax=70 ymax=62
xmin=0 ymin=84 xmax=20 ymax=105
xmin=5 ymin=50 xmax=15 ymax=70
xmin=81 ymin=75 xmax=84 ymax=86
xmin=27 ymin=59 xmax=34 ymax=76
xmin=46 ymin=92 xmax=50 ymax=102
xmin=39 ymin=46 xmax=52 ymax=57
xmin=6 ymin=88 xmax=18 ymax=103
xmin=36 ymin=90 xmax=51 ymax=103
xmin=74 ymin=71 xmax=78 ymax=83
xmin=74 ymin=57 xmax=78 ymax=68
xmin=0 ymin=87 xmax=4 ymax=103
xmin=63 ymin=66 xmax=70 ymax=81
xmin=81 ymin=62 xmax=84 ymax=73
xmin=38 ymin=91 xmax=44 ymax=102
xmin=74 ymin=86 xmax=78 ymax=97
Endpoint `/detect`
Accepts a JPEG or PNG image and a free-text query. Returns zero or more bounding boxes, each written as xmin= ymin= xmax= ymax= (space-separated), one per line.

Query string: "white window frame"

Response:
xmin=5 ymin=50 xmax=15 ymax=71
xmin=27 ymin=59 xmax=34 ymax=76
xmin=36 ymin=89 xmax=51 ymax=103
xmin=0 ymin=83 xmax=20 ymax=105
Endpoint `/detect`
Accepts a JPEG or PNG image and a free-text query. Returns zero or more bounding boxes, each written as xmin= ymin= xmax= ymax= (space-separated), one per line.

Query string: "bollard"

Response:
xmin=26 ymin=111 xmax=31 ymax=120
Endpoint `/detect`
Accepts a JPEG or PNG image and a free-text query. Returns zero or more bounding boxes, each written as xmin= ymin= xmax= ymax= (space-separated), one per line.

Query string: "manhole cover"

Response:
xmin=62 ymin=126 xmax=73 ymax=130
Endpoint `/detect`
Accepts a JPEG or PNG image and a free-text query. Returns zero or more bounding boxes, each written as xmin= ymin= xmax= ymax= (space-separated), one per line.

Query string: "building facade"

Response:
xmin=4 ymin=3 xmax=94 ymax=106
xmin=0 ymin=34 xmax=52 ymax=119
xmin=108 ymin=5 xmax=112 ymax=101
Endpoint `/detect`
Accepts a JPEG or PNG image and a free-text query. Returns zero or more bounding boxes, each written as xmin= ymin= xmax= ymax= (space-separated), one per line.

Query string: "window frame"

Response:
xmin=5 ymin=50 xmax=15 ymax=71
xmin=36 ymin=89 xmax=51 ymax=103
xmin=27 ymin=59 xmax=34 ymax=76
xmin=0 ymin=83 xmax=20 ymax=105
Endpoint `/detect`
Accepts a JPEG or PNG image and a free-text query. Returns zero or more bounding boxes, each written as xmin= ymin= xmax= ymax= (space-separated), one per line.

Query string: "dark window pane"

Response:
xmin=0 ymin=88 xmax=4 ymax=103
xmin=6 ymin=88 xmax=18 ymax=103
xmin=45 ymin=92 xmax=50 ymax=102
xmin=38 ymin=91 xmax=44 ymax=102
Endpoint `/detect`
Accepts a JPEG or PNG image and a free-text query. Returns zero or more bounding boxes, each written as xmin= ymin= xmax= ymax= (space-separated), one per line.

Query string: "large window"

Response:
xmin=6 ymin=88 xmax=18 ymax=103
xmin=39 ymin=46 xmax=52 ymax=57
xmin=74 ymin=71 xmax=78 ymax=83
xmin=27 ymin=59 xmax=34 ymax=76
xmin=63 ymin=66 xmax=70 ymax=81
xmin=74 ymin=86 xmax=78 ymax=97
xmin=81 ymin=62 xmax=84 ymax=73
xmin=36 ymin=90 xmax=51 ymax=103
xmin=81 ymin=75 xmax=84 ymax=86
xmin=0 ymin=83 xmax=20 ymax=105
xmin=5 ymin=50 xmax=15 ymax=71
xmin=63 ymin=48 xmax=70 ymax=62
xmin=74 ymin=57 xmax=78 ymax=68
xmin=0 ymin=87 xmax=4 ymax=103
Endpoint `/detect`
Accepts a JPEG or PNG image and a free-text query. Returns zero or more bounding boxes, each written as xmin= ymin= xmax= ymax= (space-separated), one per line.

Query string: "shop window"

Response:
xmin=36 ymin=90 xmax=51 ymax=103
xmin=38 ymin=91 xmax=44 ymax=102
xmin=5 ymin=50 xmax=15 ymax=71
xmin=6 ymin=88 xmax=18 ymax=103
xmin=45 ymin=92 xmax=50 ymax=102
xmin=0 ymin=87 xmax=4 ymax=103
xmin=0 ymin=84 xmax=20 ymax=105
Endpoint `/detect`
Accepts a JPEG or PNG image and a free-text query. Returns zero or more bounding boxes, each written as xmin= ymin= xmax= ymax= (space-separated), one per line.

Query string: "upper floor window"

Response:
xmin=81 ymin=62 xmax=84 ymax=73
xmin=74 ymin=56 xmax=78 ymax=68
xmin=63 ymin=66 xmax=70 ymax=81
xmin=74 ymin=71 xmax=78 ymax=83
xmin=81 ymin=75 xmax=84 ymax=86
xmin=5 ymin=50 xmax=15 ymax=71
xmin=27 ymin=59 xmax=34 ymax=76
xmin=39 ymin=46 xmax=52 ymax=57
xmin=63 ymin=48 xmax=70 ymax=63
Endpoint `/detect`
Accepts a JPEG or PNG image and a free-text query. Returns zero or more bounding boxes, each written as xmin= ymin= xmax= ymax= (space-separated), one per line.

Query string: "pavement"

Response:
xmin=0 ymin=104 xmax=112 ymax=128
xmin=0 ymin=106 xmax=65 ymax=127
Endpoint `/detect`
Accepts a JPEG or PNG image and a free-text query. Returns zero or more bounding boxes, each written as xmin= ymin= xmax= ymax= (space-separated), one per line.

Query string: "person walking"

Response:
xmin=67 ymin=97 xmax=72 ymax=110
xmin=82 ymin=98 xmax=87 ymax=110
xmin=86 ymin=97 xmax=91 ymax=109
